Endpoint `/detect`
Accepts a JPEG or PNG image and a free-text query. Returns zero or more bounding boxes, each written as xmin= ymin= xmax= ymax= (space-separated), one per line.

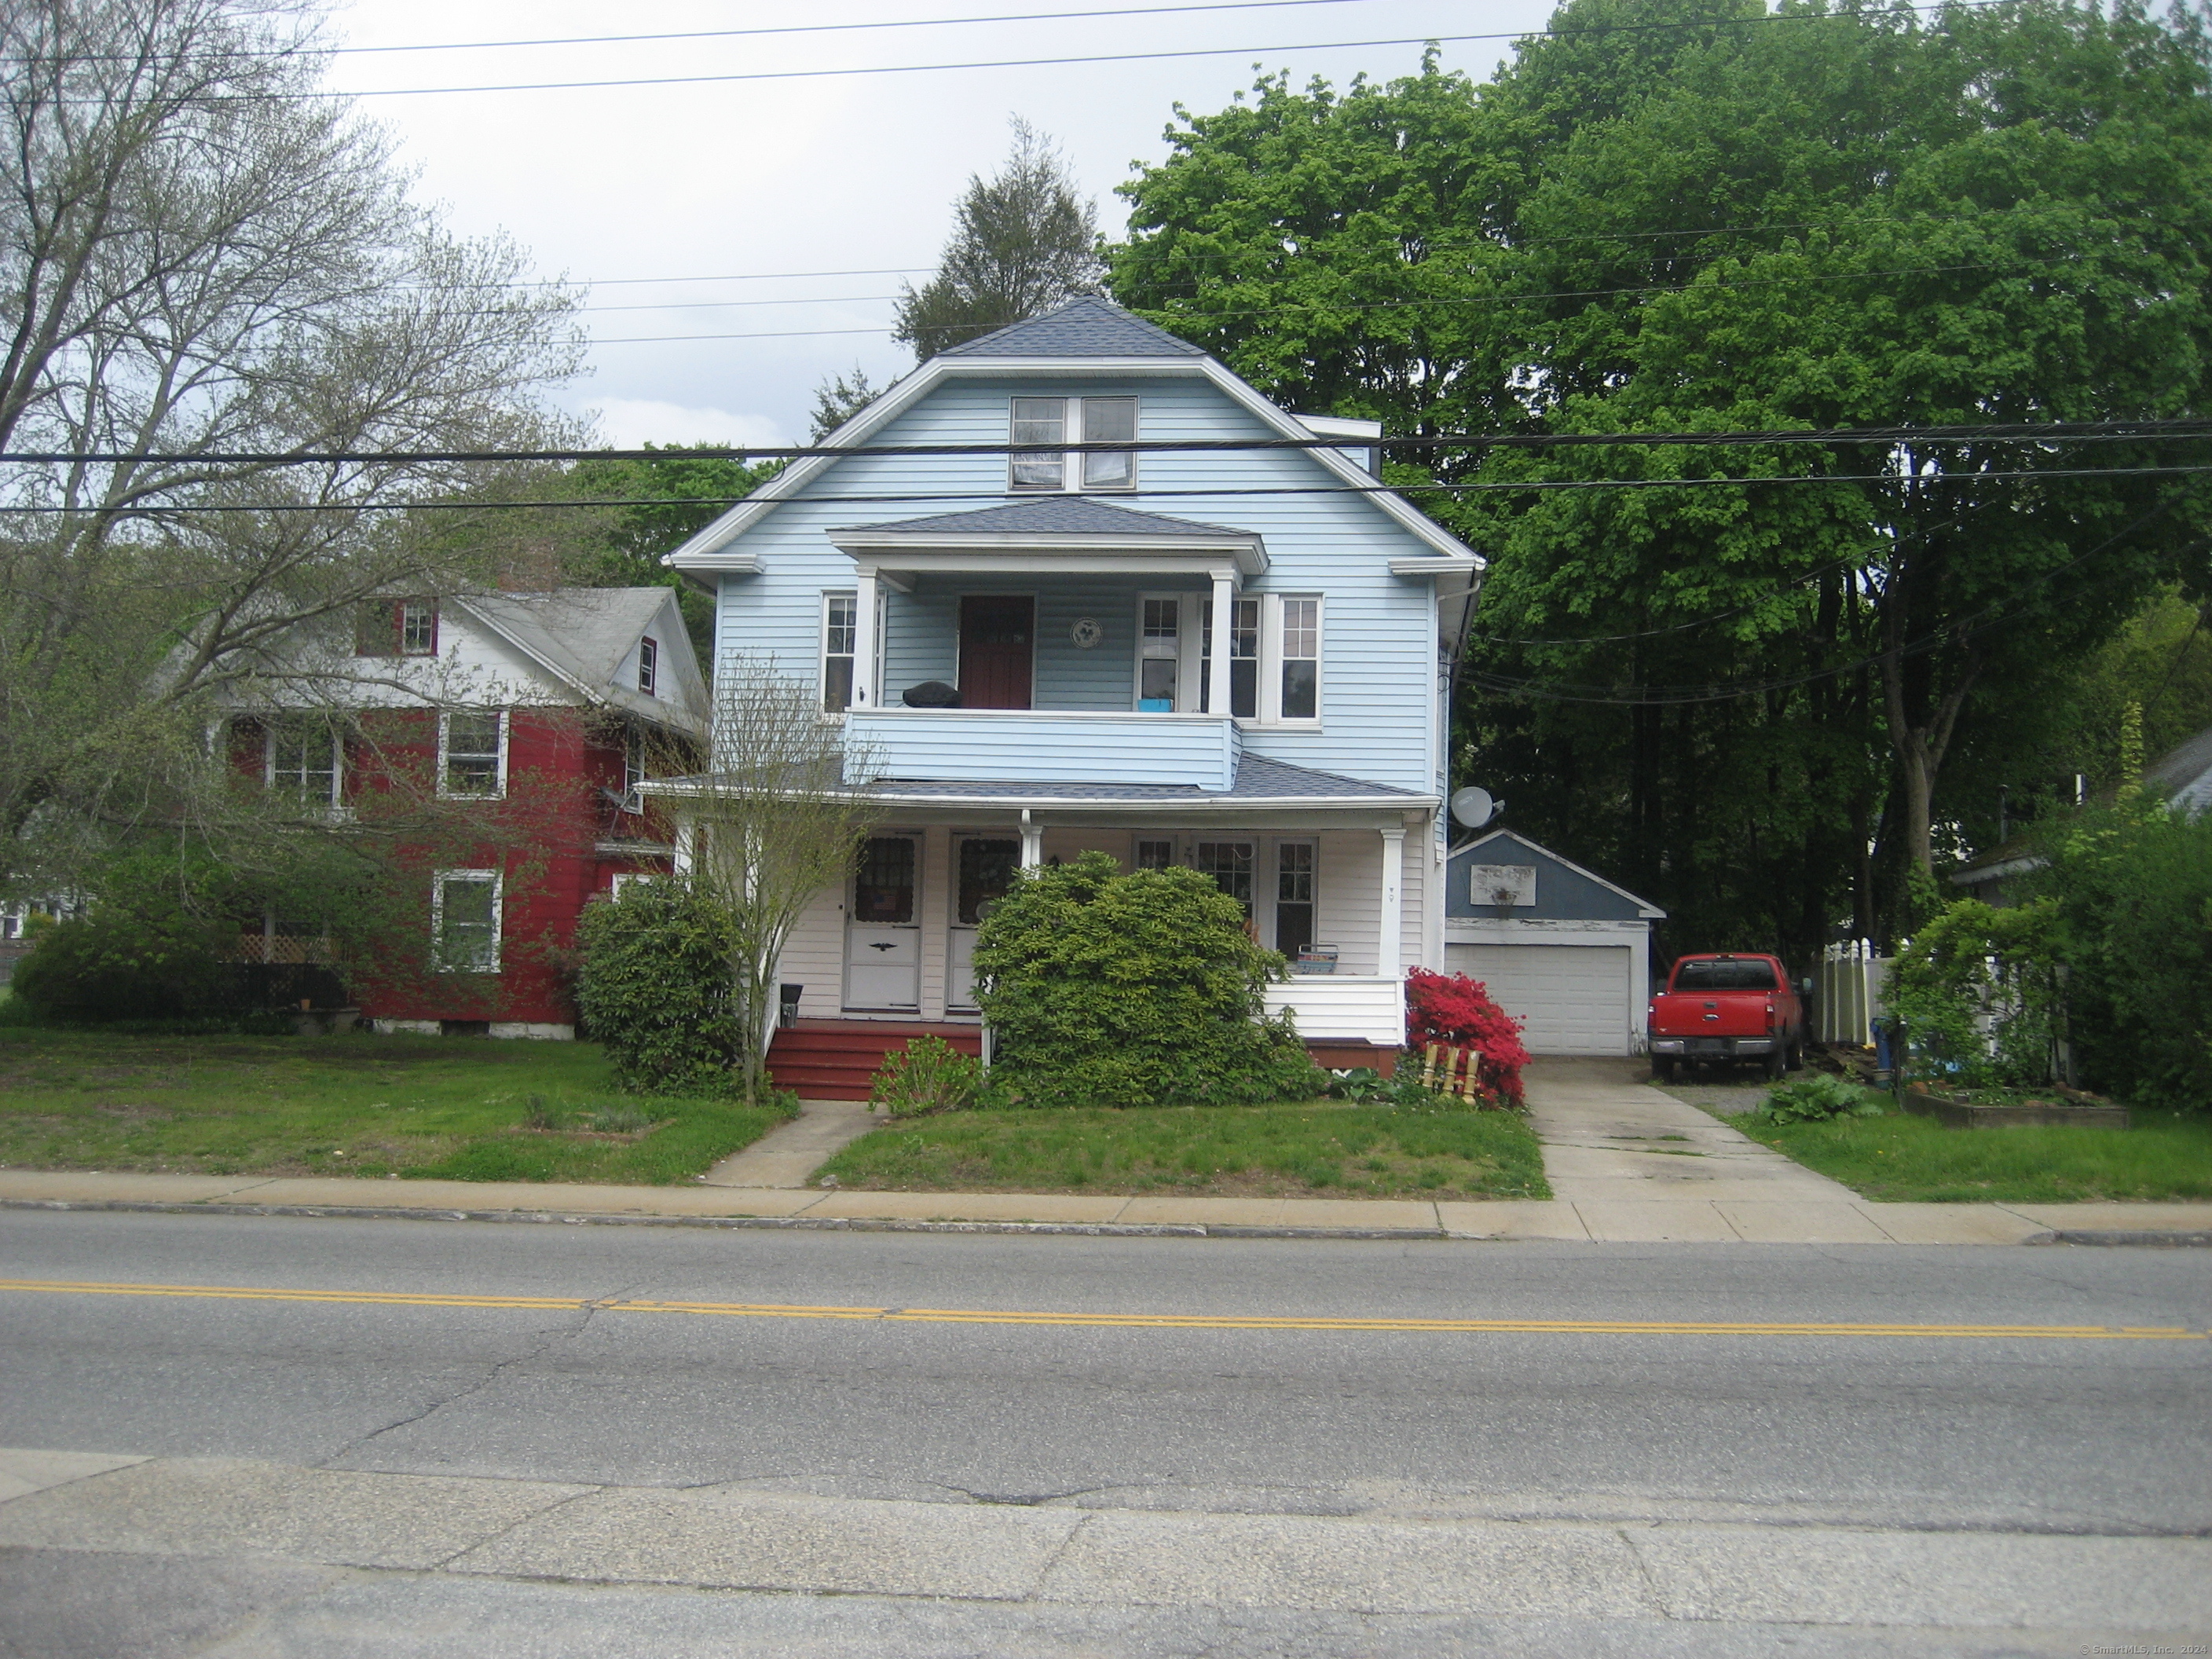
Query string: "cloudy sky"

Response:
xmin=328 ymin=0 xmax=1558 ymax=449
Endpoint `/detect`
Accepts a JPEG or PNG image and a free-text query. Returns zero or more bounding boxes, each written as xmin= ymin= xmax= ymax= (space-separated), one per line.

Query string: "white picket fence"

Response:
xmin=1811 ymin=940 xmax=1894 ymax=1046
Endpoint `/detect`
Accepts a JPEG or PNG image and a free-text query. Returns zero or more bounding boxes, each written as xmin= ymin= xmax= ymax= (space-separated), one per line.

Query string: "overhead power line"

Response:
xmin=8 ymin=419 xmax=2207 ymax=467
xmin=174 ymin=2 xmax=2008 ymax=100
xmin=5 ymin=463 xmax=2210 ymax=516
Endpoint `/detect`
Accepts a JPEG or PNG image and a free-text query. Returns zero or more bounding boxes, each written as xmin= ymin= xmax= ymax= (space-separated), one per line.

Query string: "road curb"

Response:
xmin=8 ymin=1196 xmax=2208 ymax=1247
xmin=0 ymin=1196 xmax=1455 ymax=1242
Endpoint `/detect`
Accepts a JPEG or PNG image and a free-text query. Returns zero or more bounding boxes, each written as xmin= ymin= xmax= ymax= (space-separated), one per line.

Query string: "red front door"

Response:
xmin=958 ymin=595 xmax=1034 ymax=710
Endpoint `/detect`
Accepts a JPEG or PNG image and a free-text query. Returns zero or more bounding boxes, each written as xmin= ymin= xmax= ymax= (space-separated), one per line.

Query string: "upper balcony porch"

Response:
xmin=826 ymin=499 xmax=1279 ymax=789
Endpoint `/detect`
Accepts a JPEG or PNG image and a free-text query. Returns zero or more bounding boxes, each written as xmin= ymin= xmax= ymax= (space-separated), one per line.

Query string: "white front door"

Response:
xmin=846 ymin=834 xmax=921 ymax=1009
xmin=948 ymin=835 xmax=1021 ymax=1009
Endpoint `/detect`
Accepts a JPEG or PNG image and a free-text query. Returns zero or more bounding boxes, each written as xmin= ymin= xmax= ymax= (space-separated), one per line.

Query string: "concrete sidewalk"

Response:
xmin=2 ymin=1166 xmax=2207 ymax=1243
xmin=2 ymin=1449 xmax=2205 ymax=1647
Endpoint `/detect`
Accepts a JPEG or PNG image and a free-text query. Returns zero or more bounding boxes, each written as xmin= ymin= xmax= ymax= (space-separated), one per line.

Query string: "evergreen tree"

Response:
xmin=895 ymin=119 xmax=1103 ymax=361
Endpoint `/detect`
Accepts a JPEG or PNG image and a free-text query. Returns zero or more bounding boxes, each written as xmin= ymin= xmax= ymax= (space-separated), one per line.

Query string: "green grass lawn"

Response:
xmin=1717 ymin=1096 xmax=2212 ymax=1203
xmin=0 ymin=1028 xmax=792 ymax=1185
xmin=816 ymin=1102 xmax=1551 ymax=1199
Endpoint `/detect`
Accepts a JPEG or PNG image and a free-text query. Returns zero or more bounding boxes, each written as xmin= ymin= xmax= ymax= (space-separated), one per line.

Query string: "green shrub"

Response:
xmin=10 ymin=903 xmax=232 ymax=1023
xmin=1888 ymin=899 xmax=2067 ymax=1090
xmin=870 ymin=1034 xmax=983 ymax=1116
xmin=1757 ymin=1071 xmax=1886 ymax=1123
xmin=573 ymin=878 xmax=742 ymax=1095
xmin=971 ymin=851 xmax=1325 ymax=1108
xmin=2028 ymin=803 xmax=2212 ymax=1110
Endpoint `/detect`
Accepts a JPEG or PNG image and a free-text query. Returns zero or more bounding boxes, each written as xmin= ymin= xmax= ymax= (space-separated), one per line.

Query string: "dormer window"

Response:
xmin=1009 ymin=397 xmax=1137 ymax=493
xmin=637 ymin=635 xmax=658 ymax=696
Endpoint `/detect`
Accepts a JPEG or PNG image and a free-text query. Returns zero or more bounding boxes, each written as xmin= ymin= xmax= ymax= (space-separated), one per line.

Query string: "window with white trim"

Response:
xmin=609 ymin=871 xmax=657 ymax=899
xmin=1009 ymin=397 xmax=1138 ymax=492
xmin=356 ymin=598 xmax=437 ymax=657
xmin=433 ymin=869 xmax=501 ymax=972
xmin=623 ymin=729 xmax=646 ymax=804
xmin=439 ymin=709 xmax=507 ymax=799
xmin=1279 ymin=597 xmax=1321 ymax=720
xmin=1133 ymin=837 xmax=1175 ymax=870
xmin=1137 ymin=598 xmax=1181 ymax=711
xmin=1274 ymin=840 xmax=1317 ymax=958
xmin=637 ymin=635 xmax=658 ymax=696
xmin=1199 ymin=596 xmax=1260 ymax=719
xmin=822 ymin=591 xmax=856 ymax=712
xmin=266 ymin=720 xmax=342 ymax=811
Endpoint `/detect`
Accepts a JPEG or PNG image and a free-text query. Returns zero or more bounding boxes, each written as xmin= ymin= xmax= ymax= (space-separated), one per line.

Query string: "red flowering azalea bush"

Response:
xmin=1404 ymin=969 xmax=1531 ymax=1105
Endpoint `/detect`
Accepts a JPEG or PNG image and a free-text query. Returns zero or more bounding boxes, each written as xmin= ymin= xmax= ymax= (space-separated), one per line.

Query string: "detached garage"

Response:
xmin=1443 ymin=830 xmax=1664 ymax=1057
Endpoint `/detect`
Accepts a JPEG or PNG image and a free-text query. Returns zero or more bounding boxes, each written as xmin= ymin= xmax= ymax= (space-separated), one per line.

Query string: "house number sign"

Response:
xmin=1069 ymin=617 xmax=1103 ymax=649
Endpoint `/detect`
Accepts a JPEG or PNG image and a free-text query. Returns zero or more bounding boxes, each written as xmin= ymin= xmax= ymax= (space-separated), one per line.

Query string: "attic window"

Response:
xmin=1009 ymin=397 xmax=1137 ymax=493
xmin=357 ymin=599 xmax=437 ymax=657
xmin=638 ymin=636 xmax=658 ymax=697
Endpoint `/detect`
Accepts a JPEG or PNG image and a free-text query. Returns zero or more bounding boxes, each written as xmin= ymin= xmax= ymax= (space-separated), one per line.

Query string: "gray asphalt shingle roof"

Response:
xmin=938 ymin=295 xmax=1207 ymax=360
xmin=844 ymin=497 xmax=1246 ymax=540
xmin=870 ymin=754 xmax=1426 ymax=803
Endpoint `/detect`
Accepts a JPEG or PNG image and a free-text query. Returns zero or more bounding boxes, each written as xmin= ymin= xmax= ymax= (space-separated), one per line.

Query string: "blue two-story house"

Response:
xmin=663 ymin=298 xmax=1480 ymax=1093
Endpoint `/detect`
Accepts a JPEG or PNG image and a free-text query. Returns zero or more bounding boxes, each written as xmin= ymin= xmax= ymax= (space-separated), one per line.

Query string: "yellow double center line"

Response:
xmin=0 ymin=1278 xmax=2205 ymax=1340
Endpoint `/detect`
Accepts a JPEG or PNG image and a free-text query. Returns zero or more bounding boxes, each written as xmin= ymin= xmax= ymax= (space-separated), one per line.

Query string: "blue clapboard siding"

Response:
xmin=845 ymin=709 xmax=1240 ymax=789
xmin=714 ymin=374 xmax=1452 ymax=795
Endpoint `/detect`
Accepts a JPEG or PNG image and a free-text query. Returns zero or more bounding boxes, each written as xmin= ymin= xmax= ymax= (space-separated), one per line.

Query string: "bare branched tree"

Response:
xmin=0 ymin=0 xmax=585 ymax=902
xmin=648 ymin=657 xmax=879 ymax=1104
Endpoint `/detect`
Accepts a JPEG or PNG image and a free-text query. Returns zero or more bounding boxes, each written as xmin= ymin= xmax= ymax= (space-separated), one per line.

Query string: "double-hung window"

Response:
xmin=434 ymin=869 xmax=501 ymax=972
xmin=637 ymin=635 xmax=658 ymax=697
xmin=357 ymin=599 xmax=437 ymax=657
xmin=1199 ymin=597 xmax=1260 ymax=720
xmin=440 ymin=709 xmax=507 ymax=799
xmin=266 ymin=720 xmax=342 ymax=811
xmin=1132 ymin=593 xmax=1320 ymax=723
xmin=1009 ymin=397 xmax=1138 ymax=492
xmin=821 ymin=592 xmax=857 ymax=712
xmin=1279 ymin=597 xmax=1320 ymax=720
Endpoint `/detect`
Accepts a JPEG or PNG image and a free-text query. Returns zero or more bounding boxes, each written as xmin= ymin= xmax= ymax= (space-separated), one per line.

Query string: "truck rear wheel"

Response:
xmin=1653 ymin=1057 xmax=1676 ymax=1083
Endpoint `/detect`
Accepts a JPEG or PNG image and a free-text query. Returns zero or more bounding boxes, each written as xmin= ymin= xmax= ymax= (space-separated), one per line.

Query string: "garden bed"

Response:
xmin=815 ymin=1102 xmax=1551 ymax=1199
xmin=1900 ymin=1081 xmax=2130 ymax=1130
xmin=0 ymin=1027 xmax=791 ymax=1184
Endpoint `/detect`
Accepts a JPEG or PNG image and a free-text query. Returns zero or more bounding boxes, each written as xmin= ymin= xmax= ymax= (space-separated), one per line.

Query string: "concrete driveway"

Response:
xmin=1519 ymin=1057 xmax=1903 ymax=1243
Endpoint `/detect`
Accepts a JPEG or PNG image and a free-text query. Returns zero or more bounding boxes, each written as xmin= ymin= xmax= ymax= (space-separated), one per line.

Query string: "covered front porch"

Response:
xmin=733 ymin=775 xmax=1431 ymax=1090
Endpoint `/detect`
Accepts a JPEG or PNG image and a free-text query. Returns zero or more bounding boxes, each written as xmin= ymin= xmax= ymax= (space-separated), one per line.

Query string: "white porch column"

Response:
xmin=1019 ymin=808 xmax=1044 ymax=870
xmin=1378 ymin=826 xmax=1406 ymax=976
xmin=850 ymin=567 xmax=881 ymax=708
xmin=672 ymin=813 xmax=698 ymax=877
xmin=1207 ymin=570 xmax=1235 ymax=719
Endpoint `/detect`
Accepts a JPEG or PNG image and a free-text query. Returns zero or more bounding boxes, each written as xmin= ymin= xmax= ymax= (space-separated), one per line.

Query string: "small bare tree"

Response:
xmin=649 ymin=657 xmax=878 ymax=1104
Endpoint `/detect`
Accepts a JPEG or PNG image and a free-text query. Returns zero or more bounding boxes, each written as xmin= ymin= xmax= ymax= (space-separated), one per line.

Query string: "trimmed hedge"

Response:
xmin=971 ymin=851 xmax=1324 ymax=1108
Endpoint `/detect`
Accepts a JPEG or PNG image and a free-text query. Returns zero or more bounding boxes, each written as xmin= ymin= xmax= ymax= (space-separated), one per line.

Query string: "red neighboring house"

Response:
xmin=225 ymin=588 xmax=708 ymax=1038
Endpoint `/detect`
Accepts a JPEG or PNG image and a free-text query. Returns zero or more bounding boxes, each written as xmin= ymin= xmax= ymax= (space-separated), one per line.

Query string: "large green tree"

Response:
xmin=1110 ymin=0 xmax=2212 ymax=958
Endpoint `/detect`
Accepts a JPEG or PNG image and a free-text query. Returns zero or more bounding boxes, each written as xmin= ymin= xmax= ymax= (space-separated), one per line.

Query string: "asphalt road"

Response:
xmin=2 ymin=1209 xmax=2209 ymax=1655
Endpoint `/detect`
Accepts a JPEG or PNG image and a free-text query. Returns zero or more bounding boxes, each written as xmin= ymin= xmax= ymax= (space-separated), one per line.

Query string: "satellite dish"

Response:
xmin=1450 ymin=786 xmax=1497 ymax=830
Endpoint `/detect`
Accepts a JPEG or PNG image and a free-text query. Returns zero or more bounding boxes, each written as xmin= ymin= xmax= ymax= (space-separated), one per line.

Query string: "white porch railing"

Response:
xmin=1264 ymin=975 xmax=1406 ymax=1046
xmin=1811 ymin=940 xmax=1894 ymax=1046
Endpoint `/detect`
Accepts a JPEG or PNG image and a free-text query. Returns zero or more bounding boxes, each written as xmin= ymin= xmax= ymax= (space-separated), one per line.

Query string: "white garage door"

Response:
xmin=1445 ymin=943 xmax=1632 ymax=1057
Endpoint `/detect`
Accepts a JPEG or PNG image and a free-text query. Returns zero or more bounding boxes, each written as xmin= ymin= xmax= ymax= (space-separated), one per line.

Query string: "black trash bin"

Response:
xmin=778 ymin=983 xmax=804 ymax=1028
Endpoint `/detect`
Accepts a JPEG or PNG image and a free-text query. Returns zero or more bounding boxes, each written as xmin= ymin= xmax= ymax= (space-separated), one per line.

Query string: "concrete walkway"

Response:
xmin=2 ymin=1165 xmax=2207 ymax=1243
xmin=1520 ymin=1057 xmax=1907 ymax=1243
xmin=700 ymin=1099 xmax=878 ymax=1188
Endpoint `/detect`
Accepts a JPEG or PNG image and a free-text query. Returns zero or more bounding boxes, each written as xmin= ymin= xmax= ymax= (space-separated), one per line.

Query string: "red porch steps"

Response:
xmin=766 ymin=1019 xmax=984 ymax=1101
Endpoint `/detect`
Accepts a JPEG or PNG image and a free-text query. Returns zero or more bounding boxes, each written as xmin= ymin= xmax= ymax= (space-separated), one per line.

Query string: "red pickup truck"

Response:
xmin=1647 ymin=953 xmax=1808 ymax=1082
